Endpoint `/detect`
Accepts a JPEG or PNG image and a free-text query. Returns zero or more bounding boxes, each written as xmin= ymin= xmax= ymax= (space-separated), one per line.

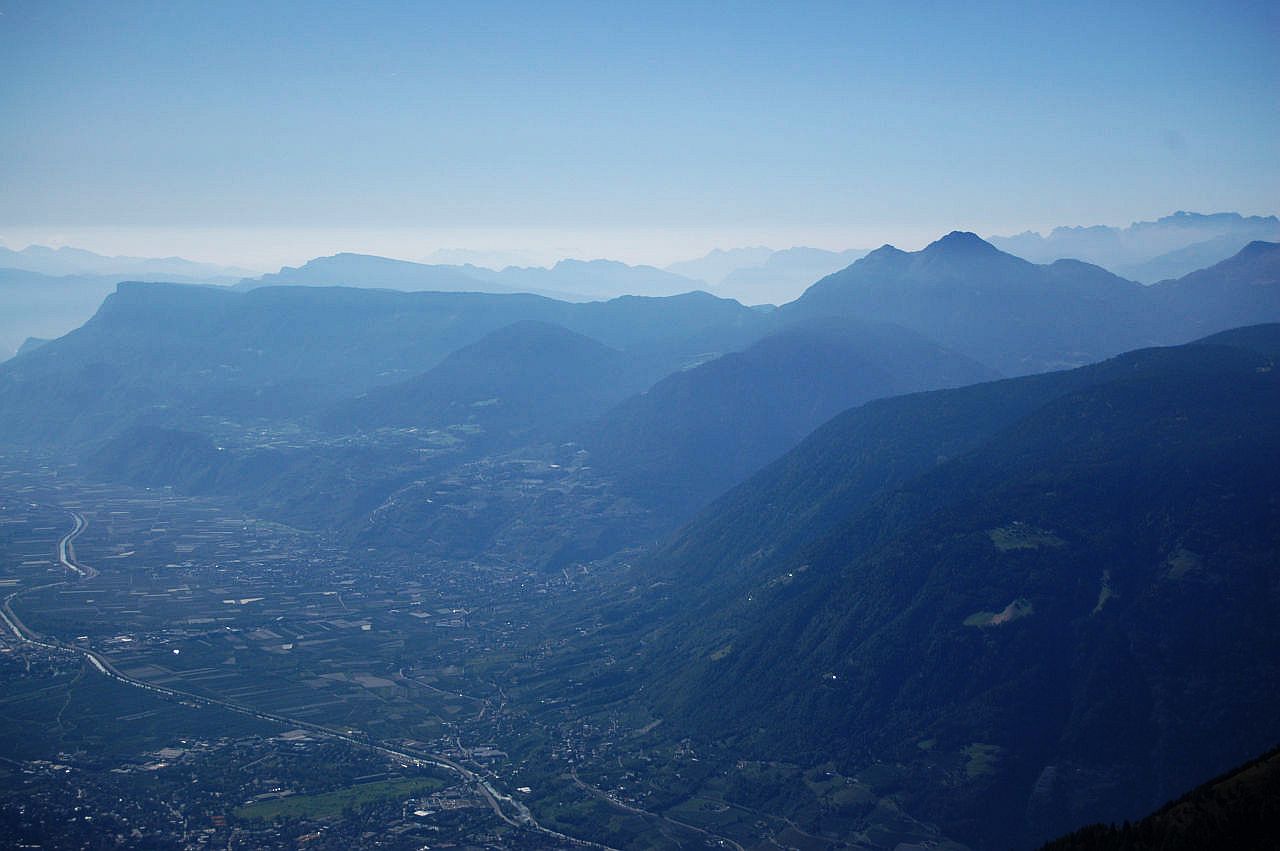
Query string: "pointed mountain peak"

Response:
xmin=862 ymin=243 xmax=910 ymax=261
xmin=923 ymin=231 xmax=1002 ymax=256
xmin=1236 ymin=239 xmax=1280 ymax=259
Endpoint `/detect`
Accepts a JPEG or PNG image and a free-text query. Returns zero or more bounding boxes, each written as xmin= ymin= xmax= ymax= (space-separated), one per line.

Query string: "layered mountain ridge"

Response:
xmin=620 ymin=324 xmax=1280 ymax=848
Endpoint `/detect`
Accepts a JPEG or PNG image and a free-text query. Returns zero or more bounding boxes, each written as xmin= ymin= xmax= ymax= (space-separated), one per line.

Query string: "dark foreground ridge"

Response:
xmin=1040 ymin=742 xmax=1280 ymax=850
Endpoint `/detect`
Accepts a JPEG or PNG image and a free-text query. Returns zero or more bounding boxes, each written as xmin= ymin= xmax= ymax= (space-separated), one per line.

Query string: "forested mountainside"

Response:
xmin=617 ymin=325 xmax=1280 ymax=847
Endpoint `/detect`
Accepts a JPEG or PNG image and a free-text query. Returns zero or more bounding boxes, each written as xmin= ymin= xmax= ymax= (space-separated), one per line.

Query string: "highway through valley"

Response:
xmin=1 ymin=508 xmax=618 ymax=851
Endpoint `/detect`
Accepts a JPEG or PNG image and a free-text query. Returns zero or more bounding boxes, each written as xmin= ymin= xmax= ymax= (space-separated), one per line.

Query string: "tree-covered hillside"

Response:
xmin=628 ymin=325 xmax=1280 ymax=848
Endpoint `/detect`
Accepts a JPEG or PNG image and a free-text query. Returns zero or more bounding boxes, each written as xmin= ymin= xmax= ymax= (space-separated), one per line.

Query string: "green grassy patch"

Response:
xmin=802 ymin=763 xmax=844 ymax=796
xmin=963 ymin=598 xmax=1033 ymax=628
xmin=988 ymin=523 xmax=1064 ymax=551
xmin=1165 ymin=547 xmax=1202 ymax=580
xmin=1092 ymin=569 xmax=1115 ymax=614
xmin=666 ymin=795 xmax=735 ymax=823
xmin=962 ymin=743 xmax=1002 ymax=779
xmin=233 ymin=776 xmax=444 ymax=822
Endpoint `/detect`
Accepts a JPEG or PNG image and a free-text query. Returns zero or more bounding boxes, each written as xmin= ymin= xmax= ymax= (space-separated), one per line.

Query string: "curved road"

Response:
xmin=2 ymin=510 xmax=615 ymax=850
xmin=58 ymin=511 xmax=97 ymax=578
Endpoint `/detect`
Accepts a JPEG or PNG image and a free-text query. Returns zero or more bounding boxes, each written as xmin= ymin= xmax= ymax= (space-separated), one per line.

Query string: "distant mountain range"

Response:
xmin=795 ymin=232 xmax=1280 ymax=376
xmin=0 ymin=243 xmax=253 ymax=281
xmin=717 ymin=247 xmax=871 ymax=305
xmin=6 ymin=214 xmax=1274 ymax=359
xmin=785 ymin=231 xmax=1280 ymax=375
xmin=664 ymin=246 xmax=774 ymax=286
xmin=786 ymin=231 xmax=1154 ymax=374
xmin=480 ymin=258 xmax=703 ymax=300
xmin=990 ymin=211 xmax=1280 ymax=282
xmin=5 ymin=234 xmax=1277 ymax=452
xmin=0 ymin=249 xmax=716 ymax=359
xmin=239 ymin=252 xmax=705 ymax=301
xmin=660 ymin=214 xmax=1279 ymax=305
xmin=242 ymin=252 xmax=521 ymax=295
xmin=666 ymin=245 xmax=870 ymax=304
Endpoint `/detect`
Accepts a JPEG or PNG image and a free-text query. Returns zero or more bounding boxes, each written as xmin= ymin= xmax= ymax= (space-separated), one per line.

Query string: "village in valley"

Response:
xmin=0 ymin=453 xmax=955 ymax=850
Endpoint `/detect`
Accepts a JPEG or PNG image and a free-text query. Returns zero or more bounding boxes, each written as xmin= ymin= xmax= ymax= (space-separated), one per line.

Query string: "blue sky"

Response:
xmin=0 ymin=0 xmax=1276 ymax=267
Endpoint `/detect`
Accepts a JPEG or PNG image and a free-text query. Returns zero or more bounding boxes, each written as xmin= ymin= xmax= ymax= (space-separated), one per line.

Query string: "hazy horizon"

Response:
xmin=3 ymin=1 xmax=1277 ymax=272
xmin=3 ymin=209 xmax=1278 ymax=275
xmin=0 ymin=223 xmax=934 ymax=273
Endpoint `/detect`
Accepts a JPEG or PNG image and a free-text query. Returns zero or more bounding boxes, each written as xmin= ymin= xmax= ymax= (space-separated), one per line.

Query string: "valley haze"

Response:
xmin=0 ymin=2 xmax=1277 ymax=850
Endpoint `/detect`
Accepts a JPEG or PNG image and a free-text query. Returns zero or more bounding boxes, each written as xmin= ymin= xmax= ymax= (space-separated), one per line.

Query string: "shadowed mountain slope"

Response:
xmin=1149 ymin=240 xmax=1280 ymax=337
xmin=622 ymin=325 xmax=1280 ymax=849
xmin=1039 ymin=743 xmax=1280 ymax=851
xmin=322 ymin=320 xmax=647 ymax=445
xmin=578 ymin=317 xmax=997 ymax=522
